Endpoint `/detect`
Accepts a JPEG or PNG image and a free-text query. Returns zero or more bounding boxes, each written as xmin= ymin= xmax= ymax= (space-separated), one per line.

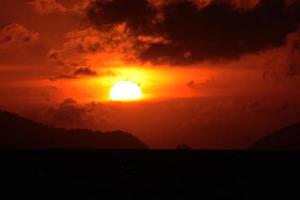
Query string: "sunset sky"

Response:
xmin=1 ymin=0 xmax=300 ymax=148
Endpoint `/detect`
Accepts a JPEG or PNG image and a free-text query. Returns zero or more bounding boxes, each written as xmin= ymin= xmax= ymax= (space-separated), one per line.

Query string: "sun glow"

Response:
xmin=110 ymin=80 xmax=142 ymax=101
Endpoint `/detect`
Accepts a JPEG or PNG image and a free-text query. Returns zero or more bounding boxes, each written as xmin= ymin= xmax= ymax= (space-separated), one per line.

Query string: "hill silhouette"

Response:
xmin=251 ymin=122 xmax=300 ymax=150
xmin=0 ymin=110 xmax=148 ymax=149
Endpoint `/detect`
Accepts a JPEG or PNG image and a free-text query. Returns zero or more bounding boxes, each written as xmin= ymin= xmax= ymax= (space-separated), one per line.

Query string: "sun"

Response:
xmin=110 ymin=80 xmax=142 ymax=101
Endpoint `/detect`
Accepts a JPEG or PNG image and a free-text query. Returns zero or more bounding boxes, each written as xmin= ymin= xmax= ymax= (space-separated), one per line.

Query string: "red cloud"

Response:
xmin=0 ymin=23 xmax=39 ymax=49
xmin=30 ymin=0 xmax=91 ymax=15
xmin=30 ymin=0 xmax=67 ymax=14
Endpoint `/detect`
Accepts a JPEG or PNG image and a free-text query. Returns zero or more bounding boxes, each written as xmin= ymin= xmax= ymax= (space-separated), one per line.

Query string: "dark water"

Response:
xmin=1 ymin=150 xmax=300 ymax=199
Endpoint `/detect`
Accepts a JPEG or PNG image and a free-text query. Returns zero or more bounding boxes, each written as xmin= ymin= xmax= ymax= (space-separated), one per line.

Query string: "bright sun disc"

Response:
xmin=110 ymin=80 xmax=142 ymax=101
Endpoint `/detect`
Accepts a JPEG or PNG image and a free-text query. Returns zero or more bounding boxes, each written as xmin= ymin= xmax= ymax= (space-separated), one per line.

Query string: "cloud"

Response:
xmin=0 ymin=23 xmax=44 ymax=66
xmin=47 ymin=98 xmax=86 ymax=128
xmin=30 ymin=0 xmax=67 ymax=14
xmin=74 ymin=67 xmax=97 ymax=76
xmin=46 ymin=98 xmax=109 ymax=129
xmin=228 ymin=0 xmax=260 ymax=10
xmin=49 ymin=74 xmax=76 ymax=81
xmin=187 ymin=80 xmax=196 ymax=88
xmin=286 ymin=29 xmax=300 ymax=77
xmin=0 ymin=23 xmax=39 ymax=49
xmin=30 ymin=0 xmax=92 ymax=15
xmin=87 ymin=0 xmax=300 ymax=64
xmin=260 ymin=28 xmax=300 ymax=79
xmin=137 ymin=35 xmax=169 ymax=44
xmin=47 ymin=25 xmax=137 ymax=67
xmin=149 ymin=0 xmax=260 ymax=11
xmin=49 ymin=67 xmax=97 ymax=81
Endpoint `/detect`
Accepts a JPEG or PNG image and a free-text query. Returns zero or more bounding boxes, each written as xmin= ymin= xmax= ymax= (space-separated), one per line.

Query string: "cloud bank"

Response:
xmin=87 ymin=0 xmax=300 ymax=64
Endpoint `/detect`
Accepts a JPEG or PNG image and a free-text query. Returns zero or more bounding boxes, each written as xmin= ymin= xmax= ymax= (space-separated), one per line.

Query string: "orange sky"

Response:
xmin=1 ymin=0 xmax=300 ymax=148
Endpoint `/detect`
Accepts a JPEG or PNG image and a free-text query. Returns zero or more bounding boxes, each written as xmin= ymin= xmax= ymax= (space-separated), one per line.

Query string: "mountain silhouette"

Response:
xmin=251 ymin=122 xmax=300 ymax=150
xmin=0 ymin=110 xmax=148 ymax=149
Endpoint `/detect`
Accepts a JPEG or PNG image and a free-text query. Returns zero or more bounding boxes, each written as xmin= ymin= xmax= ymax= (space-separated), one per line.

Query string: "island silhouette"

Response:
xmin=0 ymin=110 xmax=148 ymax=149
xmin=251 ymin=122 xmax=300 ymax=150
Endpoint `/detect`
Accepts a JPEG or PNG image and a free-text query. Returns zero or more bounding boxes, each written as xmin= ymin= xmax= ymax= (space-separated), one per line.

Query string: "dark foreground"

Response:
xmin=1 ymin=150 xmax=300 ymax=199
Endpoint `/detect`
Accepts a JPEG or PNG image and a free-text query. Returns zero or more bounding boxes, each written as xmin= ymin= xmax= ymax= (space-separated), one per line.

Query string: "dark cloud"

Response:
xmin=47 ymin=98 xmax=87 ymax=128
xmin=46 ymin=99 xmax=104 ymax=128
xmin=149 ymin=0 xmax=261 ymax=11
xmin=49 ymin=74 xmax=76 ymax=81
xmin=74 ymin=67 xmax=97 ymax=76
xmin=187 ymin=80 xmax=196 ymax=88
xmin=49 ymin=67 xmax=97 ymax=81
xmin=44 ymin=99 xmax=111 ymax=130
xmin=287 ymin=30 xmax=300 ymax=77
xmin=88 ymin=0 xmax=300 ymax=64
xmin=88 ymin=0 xmax=155 ymax=31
